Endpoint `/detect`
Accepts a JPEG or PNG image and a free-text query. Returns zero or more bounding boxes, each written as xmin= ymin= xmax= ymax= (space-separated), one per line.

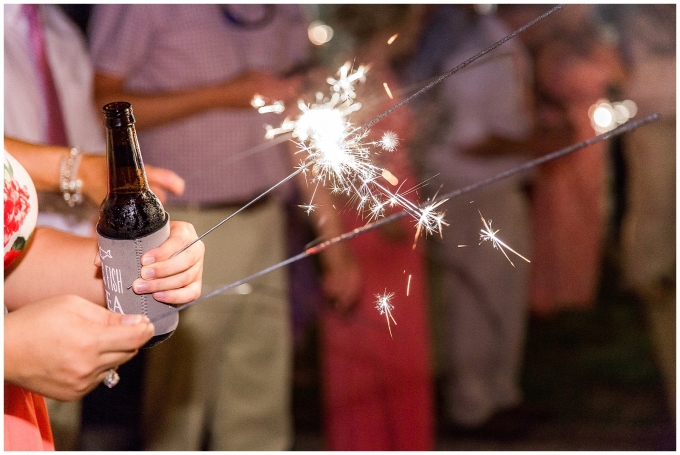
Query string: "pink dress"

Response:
xmin=4 ymin=152 xmax=55 ymax=450
xmin=319 ymin=70 xmax=434 ymax=450
xmin=529 ymin=139 xmax=606 ymax=315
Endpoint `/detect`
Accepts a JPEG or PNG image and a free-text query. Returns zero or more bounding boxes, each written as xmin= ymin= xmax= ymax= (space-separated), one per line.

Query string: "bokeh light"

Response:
xmin=308 ymin=20 xmax=334 ymax=45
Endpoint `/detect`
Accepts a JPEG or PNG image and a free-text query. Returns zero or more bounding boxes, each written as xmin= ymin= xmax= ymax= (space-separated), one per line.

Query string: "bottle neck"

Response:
xmin=105 ymin=123 xmax=149 ymax=194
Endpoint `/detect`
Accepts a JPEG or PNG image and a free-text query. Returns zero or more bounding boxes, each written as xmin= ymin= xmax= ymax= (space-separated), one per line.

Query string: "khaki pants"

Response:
xmin=142 ymin=200 xmax=292 ymax=450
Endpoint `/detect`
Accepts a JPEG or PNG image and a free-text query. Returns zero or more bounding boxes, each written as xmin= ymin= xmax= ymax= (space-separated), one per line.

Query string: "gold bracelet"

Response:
xmin=59 ymin=147 xmax=83 ymax=207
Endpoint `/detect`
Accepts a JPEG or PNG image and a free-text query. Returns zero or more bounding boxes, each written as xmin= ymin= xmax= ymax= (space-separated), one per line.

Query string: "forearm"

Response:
xmin=5 ymin=136 xmax=108 ymax=203
xmin=4 ymin=137 xmax=66 ymax=192
xmin=4 ymin=228 xmax=104 ymax=311
xmin=94 ymin=74 xmax=257 ymax=131
xmin=292 ymin=158 xmax=351 ymax=270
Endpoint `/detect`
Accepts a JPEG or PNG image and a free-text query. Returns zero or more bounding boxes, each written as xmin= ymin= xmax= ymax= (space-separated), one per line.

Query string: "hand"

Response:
xmin=320 ymin=245 xmax=363 ymax=314
xmin=221 ymin=70 xmax=303 ymax=108
xmin=145 ymin=164 xmax=185 ymax=203
xmin=130 ymin=221 xmax=204 ymax=305
xmin=4 ymin=295 xmax=154 ymax=402
xmin=80 ymin=155 xmax=185 ymax=205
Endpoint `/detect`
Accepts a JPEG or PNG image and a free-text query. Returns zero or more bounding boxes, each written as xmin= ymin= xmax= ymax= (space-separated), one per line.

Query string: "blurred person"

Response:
xmin=530 ymin=17 xmax=626 ymax=316
xmin=315 ymin=4 xmax=435 ymax=450
xmin=88 ymin=4 xmax=360 ymax=450
xmin=405 ymin=5 xmax=536 ymax=438
xmin=4 ymin=3 xmax=104 ymax=237
xmin=613 ymin=4 xmax=676 ymax=417
xmin=4 ymin=5 xmax=187 ymax=450
xmin=4 ymin=148 xmax=205 ymax=451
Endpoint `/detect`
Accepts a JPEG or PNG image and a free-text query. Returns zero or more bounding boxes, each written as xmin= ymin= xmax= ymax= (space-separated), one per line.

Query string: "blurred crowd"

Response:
xmin=4 ymin=4 xmax=675 ymax=451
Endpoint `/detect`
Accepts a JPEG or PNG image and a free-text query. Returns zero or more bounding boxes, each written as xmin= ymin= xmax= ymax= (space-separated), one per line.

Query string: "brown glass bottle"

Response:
xmin=97 ymin=101 xmax=178 ymax=348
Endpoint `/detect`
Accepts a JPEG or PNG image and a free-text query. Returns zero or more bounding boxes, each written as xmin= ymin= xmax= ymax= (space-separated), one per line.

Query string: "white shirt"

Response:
xmin=4 ymin=4 xmax=106 ymax=236
xmin=424 ymin=14 xmax=533 ymax=188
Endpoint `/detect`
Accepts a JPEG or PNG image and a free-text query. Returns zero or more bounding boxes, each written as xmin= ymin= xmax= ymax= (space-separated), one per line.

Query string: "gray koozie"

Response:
xmin=97 ymin=215 xmax=179 ymax=336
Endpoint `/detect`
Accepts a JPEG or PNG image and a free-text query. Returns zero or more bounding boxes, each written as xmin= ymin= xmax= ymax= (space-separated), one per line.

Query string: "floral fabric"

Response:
xmin=4 ymin=151 xmax=38 ymax=269
xmin=4 ymin=151 xmax=54 ymax=450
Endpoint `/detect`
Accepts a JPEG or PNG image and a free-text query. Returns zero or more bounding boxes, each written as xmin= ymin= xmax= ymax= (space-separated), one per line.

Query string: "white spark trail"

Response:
xmin=375 ymin=290 xmax=397 ymax=337
xmin=478 ymin=210 xmax=530 ymax=267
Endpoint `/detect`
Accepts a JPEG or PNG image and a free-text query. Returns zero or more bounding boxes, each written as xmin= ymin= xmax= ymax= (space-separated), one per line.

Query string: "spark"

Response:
xmin=375 ymin=290 xmax=397 ymax=337
xmin=406 ymin=274 xmax=412 ymax=296
xmin=259 ymin=62 xmax=447 ymax=237
xmin=155 ymin=114 xmax=660 ymax=326
xmin=149 ymin=8 xmax=661 ymax=330
xmin=413 ymin=197 xmax=449 ymax=245
xmin=381 ymin=169 xmax=398 ymax=186
xmin=299 ymin=203 xmax=318 ymax=214
xmin=377 ymin=131 xmax=399 ymax=152
xmin=251 ymin=94 xmax=285 ymax=114
xmin=387 ymin=33 xmax=398 ymax=45
xmin=383 ymin=82 xmax=394 ymax=99
xmin=478 ymin=210 xmax=530 ymax=267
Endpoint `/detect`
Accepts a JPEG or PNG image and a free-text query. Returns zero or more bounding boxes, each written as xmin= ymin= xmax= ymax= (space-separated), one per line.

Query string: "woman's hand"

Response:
xmin=4 ymin=295 xmax=153 ymax=402
xmin=130 ymin=221 xmax=204 ymax=305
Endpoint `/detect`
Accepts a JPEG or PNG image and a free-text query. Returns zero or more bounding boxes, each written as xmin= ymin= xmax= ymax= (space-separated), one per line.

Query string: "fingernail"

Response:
xmin=141 ymin=267 xmax=155 ymax=279
xmin=153 ymin=291 xmax=166 ymax=300
xmin=141 ymin=255 xmax=155 ymax=266
xmin=121 ymin=314 xmax=145 ymax=325
xmin=134 ymin=281 xmax=149 ymax=293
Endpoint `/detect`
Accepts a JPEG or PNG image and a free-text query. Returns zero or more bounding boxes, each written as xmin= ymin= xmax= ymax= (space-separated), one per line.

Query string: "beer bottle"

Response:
xmin=97 ymin=101 xmax=178 ymax=348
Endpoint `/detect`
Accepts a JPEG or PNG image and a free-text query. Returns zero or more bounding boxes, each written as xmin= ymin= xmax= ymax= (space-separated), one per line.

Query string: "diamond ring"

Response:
xmin=103 ymin=369 xmax=120 ymax=388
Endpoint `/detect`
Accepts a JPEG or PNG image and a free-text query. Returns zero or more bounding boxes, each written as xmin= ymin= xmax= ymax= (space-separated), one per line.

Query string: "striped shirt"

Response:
xmin=89 ymin=4 xmax=310 ymax=204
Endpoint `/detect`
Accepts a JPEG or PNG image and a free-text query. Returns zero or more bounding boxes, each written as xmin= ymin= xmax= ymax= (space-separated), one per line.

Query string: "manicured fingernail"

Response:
xmin=121 ymin=314 xmax=145 ymax=325
xmin=141 ymin=255 xmax=155 ymax=266
xmin=133 ymin=281 xmax=149 ymax=293
xmin=141 ymin=267 xmax=155 ymax=279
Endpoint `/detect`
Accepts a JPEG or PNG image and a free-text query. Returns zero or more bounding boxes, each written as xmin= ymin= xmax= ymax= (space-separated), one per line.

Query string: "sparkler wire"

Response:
xmin=168 ymin=4 xmax=564 ymax=259
xmin=151 ymin=113 xmax=659 ymax=324
xmin=181 ymin=132 xmax=292 ymax=182
xmin=361 ymin=4 xmax=564 ymax=131
xmin=170 ymin=164 xmax=308 ymax=258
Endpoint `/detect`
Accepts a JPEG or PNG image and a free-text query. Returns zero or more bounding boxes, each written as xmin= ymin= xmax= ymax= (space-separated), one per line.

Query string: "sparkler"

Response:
xmin=171 ymin=4 xmax=564 ymax=261
xmin=259 ymin=61 xmax=447 ymax=238
xmin=375 ymin=290 xmax=397 ymax=337
xmin=151 ymin=113 xmax=660 ymax=327
xmin=478 ymin=210 xmax=530 ymax=267
xmin=153 ymin=5 xmax=658 ymax=332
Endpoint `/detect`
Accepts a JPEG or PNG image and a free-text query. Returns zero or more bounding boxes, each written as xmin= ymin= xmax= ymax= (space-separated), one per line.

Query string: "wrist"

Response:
xmin=60 ymin=147 xmax=83 ymax=207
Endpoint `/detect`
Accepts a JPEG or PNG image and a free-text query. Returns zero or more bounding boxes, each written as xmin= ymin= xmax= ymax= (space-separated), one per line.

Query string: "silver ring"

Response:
xmin=103 ymin=369 xmax=120 ymax=388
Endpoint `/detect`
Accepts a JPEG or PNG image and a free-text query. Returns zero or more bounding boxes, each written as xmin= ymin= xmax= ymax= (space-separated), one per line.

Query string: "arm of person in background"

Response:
xmin=289 ymin=144 xmax=363 ymax=314
xmin=4 ymin=136 xmax=185 ymax=204
xmin=4 ymin=223 xmax=204 ymax=311
xmin=93 ymin=70 xmax=304 ymax=131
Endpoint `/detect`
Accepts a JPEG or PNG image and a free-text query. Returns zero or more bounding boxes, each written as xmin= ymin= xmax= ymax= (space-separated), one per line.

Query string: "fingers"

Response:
xmin=131 ymin=221 xmax=204 ymax=304
xmin=96 ymin=313 xmax=155 ymax=353
xmin=141 ymin=221 xmax=200 ymax=265
xmin=73 ymin=301 xmax=154 ymax=352
xmin=133 ymin=260 xmax=203 ymax=304
xmin=146 ymin=165 xmax=186 ymax=199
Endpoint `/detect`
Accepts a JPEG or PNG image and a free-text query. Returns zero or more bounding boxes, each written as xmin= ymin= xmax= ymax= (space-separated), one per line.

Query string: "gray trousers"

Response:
xmin=433 ymin=182 xmax=531 ymax=426
xmin=142 ymin=200 xmax=292 ymax=450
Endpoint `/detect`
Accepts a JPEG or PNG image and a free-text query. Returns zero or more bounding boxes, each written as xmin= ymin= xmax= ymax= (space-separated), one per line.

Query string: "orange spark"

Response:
xmin=383 ymin=82 xmax=394 ymax=100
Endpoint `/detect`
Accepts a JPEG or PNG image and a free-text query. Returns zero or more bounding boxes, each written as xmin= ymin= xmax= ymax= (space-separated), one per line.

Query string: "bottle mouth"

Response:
xmin=103 ymin=101 xmax=135 ymax=126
